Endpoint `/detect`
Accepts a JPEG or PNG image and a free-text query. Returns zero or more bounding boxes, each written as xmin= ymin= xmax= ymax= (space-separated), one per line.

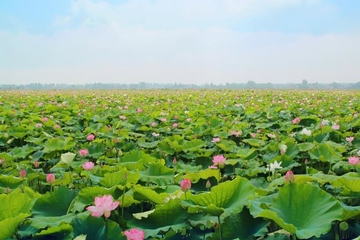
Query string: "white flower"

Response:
xmin=301 ymin=128 xmax=312 ymax=136
xmin=321 ymin=119 xmax=330 ymax=126
xmin=266 ymin=161 xmax=282 ymax=175
xmin=152 ymin=132 xmax=159 ymax=137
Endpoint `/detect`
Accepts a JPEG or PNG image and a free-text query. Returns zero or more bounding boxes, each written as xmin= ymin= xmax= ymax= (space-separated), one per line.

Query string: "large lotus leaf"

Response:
xmin=70 ymin=186 xmax=116 ymax=212
xmin=255 ymin=183 xmax=342 ymax=239
xmin=175 ymin=161 xmax=202 ymax=173
xmin=10 ymin=146 xmax=32 ymax=159
xmin=34 ymin=223 xmax=73 ymax=239
xmin=128 ymin=198 xmax=189 ymax=238
xmin=332 ymin=173 xmax=360 ymax=193
xmin=237 ymin=148 xmax=257 ymax=159
xmin=72 ymin=213 xmax=123 ymax=240
xmin=181 ymin=168 xmax=221 ymax=183
xmin=32 ymin=186 xmax=77 ymax=216
xmin=242 ymin=139 xmax=266 ymax=147
xmin=30 ymin=213 xmax=76 ymax=229
xmin=43 ymin=137 xmax=75 ymax=153
xmin=186 ymin=177 xmax=255 ymax=219
xmin=308 ymin=142 xmax=342 ymax=163
xmin=137 ymin=139 xmax=159 ymax=148
xmin=0 ymin=213 xmax=30 ymax=239
xmin=183 ymin=139 xmax=206 ymax=152
xmin=0 ymin=174 xmax=25 ymax=189
xmin=133 ymin=185 xmax=168 ymax=204
xmin=0 ymin=192 xmax=33 ymax=220
xmin=100 ymin=170 xmax=140 ymax=189
xmin=216 ymin=140 xmax=238 ymax=152
xmin=165 ymin=135 xmax=185 ymax=153
xmin=140 ymin=162 xmax=174 ymax=185
xmin=88 ymin=143 xmax=105 ymax=158
xmin=121 ymin=149 xmax=158 ymax=163
xmin=211 ymin=208 xmax=268 ymax=240
xmin=340 ymin=202 xmax=360 ymax=220
xmin=60 ymin=152 xmax=76 ymax=166
xmin=297 ymin=143 xmax=315 ymax=152
xmin=157 ymin=141 xmax=176 ymax=155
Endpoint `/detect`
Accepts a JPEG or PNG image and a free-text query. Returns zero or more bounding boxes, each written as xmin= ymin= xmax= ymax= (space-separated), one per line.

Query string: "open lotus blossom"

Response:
xmin=348 ymin=156 xmax=360 ymax=165
xmin=83 ymin=161 xmax=95 ymax=170
xmin=180 ymin=179 xmax=191 ymax=192
xmin=279 ymin=144 xmax=287 ymax=155
xmin=231 ymin=130 xmax=242 ymax=137
xmin=346 ymin=137 xmax=354 ymax=144
xmin=211 ymin=137 xmax=221 ymax=143
xmin=152 ymin=132 xmax=160 ymax=137
xmin=266 ymin=161 xmax=282 ymax=175
xmin=300 ymin=128 xmax=311 ymax=136
xmin=172 ymin=123 xmax=178 ymax=128
xmin=46 ymin=173 xmax=55 ymax=183
xmin=78 ymin=149 xmax=89 ymax=157
xmin=87 ymin=134 xmax=95 ymax=141
xmin=250 ymin=133 xmax=256 ymax=138
xmin=123 ymin=228 xmax=145 ymax=240
xmin=285 ymin=170 xmax=295 ymax=183
xmin=41 ymin=117 xmax=48 ymax=122
xmin=35 ymin=123 xmax=42 ymax=128
xmin=332 ymin=124 xmax=340 ymax=130
xmin=137 ymin=108 xmax=143 ymax=113
xmin=292 ymin=117 xmax=301 ymax=124
xmin=86 ymin=195 xmax=119 ymax=218
xmin=212 ymin=155 xmax=226 ymax=166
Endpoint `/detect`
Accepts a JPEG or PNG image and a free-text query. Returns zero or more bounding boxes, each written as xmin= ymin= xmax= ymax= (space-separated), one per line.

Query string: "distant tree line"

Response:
xmin=1 ymin=80 xmax=359 ymax=90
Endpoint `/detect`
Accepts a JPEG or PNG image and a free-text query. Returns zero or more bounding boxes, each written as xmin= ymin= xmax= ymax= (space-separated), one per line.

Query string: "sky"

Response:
xmin=1 ymin=0 xmax=360 ymax=85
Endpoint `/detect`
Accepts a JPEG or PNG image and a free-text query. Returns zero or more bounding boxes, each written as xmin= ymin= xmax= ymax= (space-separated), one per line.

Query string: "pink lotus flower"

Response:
xmin=180 ymin=179 xmax=191 ymax=192
xmin=152 ymin=132 xmax=160 ymax=137
xmin=292 ymin=117 xmax=301 ymax=124
xmin=349 ymin=156 xmax=360 ymax=165
xmin=54 ymin=124 xmax=60 ymax=129
xmin=151 ymin=122 xmax=157 ymax=127
xmin=46 ymin=173 xmax=55 ymax=183
xmin=172 ymin=123 xmax=178 ymax=128
xmin=231 ymin=130 xmax=242 ymax=137
xmin=119 ymin=115 xmax=127 ymax=120
xmin=332 ymin=124 xmax=340 ymax=130
xmin=211 ymin=137 xmax=221 ymax=143
xmin=212 ymin=155 xmax=226 ymax=166
xmin=160 ymin=118 xmax=167 ymax=122
xmin=285 ymin=170 xmax=295 ymax=183
xmin=41 ymin=117 xmax=48 ymax=122
xmin=87 ymin=134 xmax=95 ymax=141
xmin=79 ymin=149 xmax=89 ymax=157
xmin=206 ymin=180 xmax=211 ymax=189
xmin=137 ymin=108 xmax=143 ymax=113
xmin=19 ymin=170 xmax=26 ymax=178
xmin=83 ymin=161 xmax=95 ymax=170
xmin=33 ymin=161 xmax=40 ymax=168
xmin=86 ymin=195 xmax=119 ymax=218
xmin=209 ymin=165 xmax=218 ymax=169
xmin=123 ymin=228 xmax=145 ymax=240
xmin=250 ymin=133 xmax=256 ymax=138
xmin=346 ymin=137 xmax=354 ymax=144
xmin=35 ymin=123 xmax=42 ymax=128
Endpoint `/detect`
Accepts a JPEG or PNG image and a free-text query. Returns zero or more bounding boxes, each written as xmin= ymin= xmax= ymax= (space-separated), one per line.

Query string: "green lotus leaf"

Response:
xmin=340 ymin=202 xmax=360 ymax=220
xmin=297 ymin=143 xmax=314 ymax=152
xmin=333 ymin=173 xmax=360 ymax=193
xmin=137 ymin=139 xmax=159 ymax=148
xmin=242 ymin=139 xmax=266 ymax=147
xmin=100 ymin=170 xmax=140 ymax=189
xmin=30 ymin=213 xmax=76 ymax=229
xmin=0 ymin=175 xmax=25 ymax=189
xmin=43 ymin=137 xmax=75 ymax=153
xmin=237 ymin=148 xmax=257 ymax=159
xmin=181 ymin=168 xmax=221 ymax=183
xmin=140 ymin=162 xmax=174 ymax=185
xmin=133 ymin=185 xmax=167 ymax=204
xmin=183 ymin=139 xmax=206 ymax=152
xmin=186 ymin=176 xmax=255 ymax=219
xmin=10 ymin=146 xmax=32 ymax=159
xmin=32 ymin=150 xmax=44 ymax=161
xmin=216 ymin=140 xmax=238 ymax=152
xmin=211 ymin=208 xmax=268 ymax=240
xmin=60 ymin=152 xmax=76 ymax=166
xmin=255 ymin=183 xmax=342 ymax=239
xmin=32 ymin=186 xmax=77 ymax=216
xmin=0 ymin=213 xmax=30 ymax=239
xmin=157 ymin=141 xmax=176 ymax=154
xmin=120 ymin=149 xmax=158 ymax=163
xmin=88 ymin=143 xmax=105 ymax=158
xmin=0 ymin=192 xmax=33 ymax=220
xmin=128 ymin=198 xmax=189 ymax=238
xmin=309 ymin=142 xmax=342 ymax=163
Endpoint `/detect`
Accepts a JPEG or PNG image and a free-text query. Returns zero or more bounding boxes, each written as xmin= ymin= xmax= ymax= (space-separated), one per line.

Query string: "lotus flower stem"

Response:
xmin=121 ymin=187 xmax=126 ymax=218
xmin=217 ymin=216 xmax=223 ymax=240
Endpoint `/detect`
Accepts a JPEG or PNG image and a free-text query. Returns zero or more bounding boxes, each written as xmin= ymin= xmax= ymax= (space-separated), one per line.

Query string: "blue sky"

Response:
xmin=1 ymin=0 xmax=360 ymax=85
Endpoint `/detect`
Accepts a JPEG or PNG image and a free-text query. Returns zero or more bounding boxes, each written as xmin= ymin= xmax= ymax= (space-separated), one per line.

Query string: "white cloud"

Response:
xmin=0 ymin=0 xmax=359 ymax=85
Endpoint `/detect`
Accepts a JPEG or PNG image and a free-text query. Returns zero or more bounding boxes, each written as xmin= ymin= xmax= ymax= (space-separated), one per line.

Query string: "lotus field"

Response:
xmin=2 ymin=89 xmax=360 ymax=240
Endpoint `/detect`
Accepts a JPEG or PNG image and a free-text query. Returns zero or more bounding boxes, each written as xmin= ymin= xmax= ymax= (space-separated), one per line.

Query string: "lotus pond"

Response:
xmin=1 ymin=89 xmax=360 ymax=240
